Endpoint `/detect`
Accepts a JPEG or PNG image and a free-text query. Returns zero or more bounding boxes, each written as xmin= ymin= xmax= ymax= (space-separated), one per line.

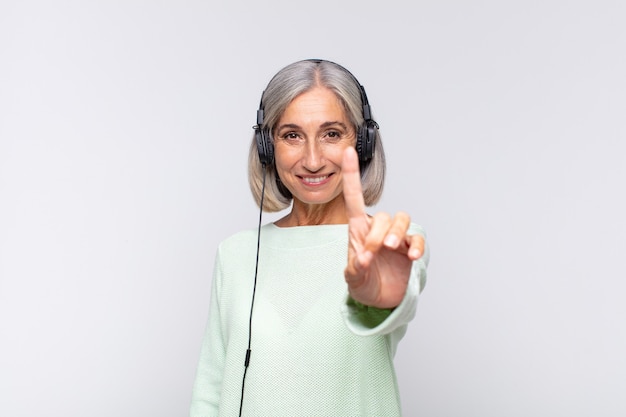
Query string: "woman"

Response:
xmin=190 ymin=59 xmax=429 ymax=416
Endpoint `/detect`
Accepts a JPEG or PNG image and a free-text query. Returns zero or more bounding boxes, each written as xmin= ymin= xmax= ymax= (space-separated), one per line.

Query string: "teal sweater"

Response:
xmin=190 ymin=223 xmax=428 ymax=417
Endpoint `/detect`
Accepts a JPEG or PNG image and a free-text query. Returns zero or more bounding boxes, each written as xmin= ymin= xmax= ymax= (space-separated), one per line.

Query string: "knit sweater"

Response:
xmin=190 ymin=223 xmax=428 ymax=417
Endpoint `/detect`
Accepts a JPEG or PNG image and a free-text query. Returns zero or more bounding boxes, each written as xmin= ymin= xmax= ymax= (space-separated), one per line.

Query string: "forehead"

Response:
xmin=279 ymin=87 xmax=348 ymax=122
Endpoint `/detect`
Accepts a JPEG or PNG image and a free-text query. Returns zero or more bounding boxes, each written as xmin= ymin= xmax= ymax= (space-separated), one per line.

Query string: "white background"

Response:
xmin=1 ymin=1 xmax=625 ymax=416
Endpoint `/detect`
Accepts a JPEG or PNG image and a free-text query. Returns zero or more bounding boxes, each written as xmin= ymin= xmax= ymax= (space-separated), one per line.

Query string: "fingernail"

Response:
xmin=409 ymin=248 xmax=421 ymax=259
xmin=384 ymin=235 xmax=399 ymax=248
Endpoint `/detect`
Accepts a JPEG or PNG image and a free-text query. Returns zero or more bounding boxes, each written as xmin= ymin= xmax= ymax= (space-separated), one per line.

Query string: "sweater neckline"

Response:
xmin=260 ymin=222 xmax=348 ymax=249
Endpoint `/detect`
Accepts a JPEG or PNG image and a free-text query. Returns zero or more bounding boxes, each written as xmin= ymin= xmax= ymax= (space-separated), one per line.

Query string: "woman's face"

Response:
xmin=273 ymin=86 xmax=356 ymax=208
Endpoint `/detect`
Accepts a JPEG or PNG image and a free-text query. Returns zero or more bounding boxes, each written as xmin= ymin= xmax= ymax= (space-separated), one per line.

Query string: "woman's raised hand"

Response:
xmin=342 ymin=147 xmax=425 ymax=309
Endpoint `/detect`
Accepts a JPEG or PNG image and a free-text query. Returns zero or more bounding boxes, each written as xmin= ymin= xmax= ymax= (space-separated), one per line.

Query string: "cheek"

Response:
xmin=273 ymin=150 xmax=295 ymax=173
xmin=322 ymin=143 xmax=353 ymax=164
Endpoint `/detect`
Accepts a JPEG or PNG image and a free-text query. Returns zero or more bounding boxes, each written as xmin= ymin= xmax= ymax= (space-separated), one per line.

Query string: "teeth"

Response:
xmin=303 ymin=176 xmax=328 ymax=184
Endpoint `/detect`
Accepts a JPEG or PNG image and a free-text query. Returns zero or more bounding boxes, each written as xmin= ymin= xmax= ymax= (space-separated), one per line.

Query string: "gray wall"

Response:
xmin=1 ymin=1 xmax=624 ymax=416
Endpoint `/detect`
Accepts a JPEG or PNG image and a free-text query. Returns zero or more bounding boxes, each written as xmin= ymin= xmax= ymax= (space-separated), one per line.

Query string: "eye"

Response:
xmin=323 ymin=130 xmax=342 ymax=142
xmin=280 ymin=132 xmax=304 ymax=143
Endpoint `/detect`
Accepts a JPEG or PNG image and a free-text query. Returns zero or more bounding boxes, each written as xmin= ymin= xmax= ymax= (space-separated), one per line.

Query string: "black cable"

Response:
xmin=238 ymin=164 xmax=267 ymax=417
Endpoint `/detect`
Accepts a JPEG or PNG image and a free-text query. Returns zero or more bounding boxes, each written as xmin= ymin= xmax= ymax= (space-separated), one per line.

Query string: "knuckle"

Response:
xmin=413 ymin=234 xmax=425 ymax=248
xmin=394 ymin=211 xmax=411 ymax=224
xmin=373 ymin=212 xmax=392 ymax=223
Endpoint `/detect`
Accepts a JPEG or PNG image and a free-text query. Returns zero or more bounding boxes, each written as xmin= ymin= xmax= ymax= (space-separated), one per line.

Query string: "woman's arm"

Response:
xmin=190 ymin=255 xmax=226 ymax=417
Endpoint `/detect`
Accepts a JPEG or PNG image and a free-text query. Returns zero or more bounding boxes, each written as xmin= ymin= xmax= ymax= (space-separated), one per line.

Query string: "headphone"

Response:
xmin=254 ymin=59 xmax=379 ymax=166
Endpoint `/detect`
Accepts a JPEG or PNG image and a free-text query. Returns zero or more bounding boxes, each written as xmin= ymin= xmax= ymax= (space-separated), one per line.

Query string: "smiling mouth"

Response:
xmin=300 ymin=174 xmax=330 ymax=184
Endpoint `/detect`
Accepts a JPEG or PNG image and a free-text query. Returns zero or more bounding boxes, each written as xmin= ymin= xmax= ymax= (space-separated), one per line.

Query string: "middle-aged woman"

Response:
xmin=190 ymin=59 xmax=429 ymax=417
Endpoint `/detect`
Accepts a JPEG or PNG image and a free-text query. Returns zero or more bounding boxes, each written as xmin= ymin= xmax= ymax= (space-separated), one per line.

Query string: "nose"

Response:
xmin=302 ymin=139 xmax=324 ymax=172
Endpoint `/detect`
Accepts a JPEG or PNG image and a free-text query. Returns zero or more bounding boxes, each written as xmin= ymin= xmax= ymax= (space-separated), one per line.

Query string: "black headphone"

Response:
xmin=254 ymin=59 xmax=379 ymax=166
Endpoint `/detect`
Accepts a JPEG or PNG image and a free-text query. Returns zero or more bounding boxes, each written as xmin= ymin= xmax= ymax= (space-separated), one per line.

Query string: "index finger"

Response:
xmin=342 ymin=147 xmax=366 ymax=219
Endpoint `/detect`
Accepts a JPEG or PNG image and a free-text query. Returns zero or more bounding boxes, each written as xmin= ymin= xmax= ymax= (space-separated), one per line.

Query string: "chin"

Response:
xmin=292 ymin=192 xmax=343 ymax=207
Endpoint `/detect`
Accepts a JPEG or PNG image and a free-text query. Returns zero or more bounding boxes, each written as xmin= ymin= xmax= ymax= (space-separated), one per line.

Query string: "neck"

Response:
xmin=275 ymin=196 xmax=348 ymax=227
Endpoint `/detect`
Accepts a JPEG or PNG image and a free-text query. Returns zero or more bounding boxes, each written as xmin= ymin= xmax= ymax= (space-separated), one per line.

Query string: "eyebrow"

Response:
xmin=276 ymin=121 xmax=349 ymax=132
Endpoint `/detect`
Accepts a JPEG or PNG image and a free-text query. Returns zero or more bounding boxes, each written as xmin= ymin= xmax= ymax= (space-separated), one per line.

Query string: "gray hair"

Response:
xmin=248 ymin=59 xmax=386 ymax=212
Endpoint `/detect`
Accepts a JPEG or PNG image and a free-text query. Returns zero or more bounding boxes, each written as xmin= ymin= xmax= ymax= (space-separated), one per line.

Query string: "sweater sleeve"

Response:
xmin=190 ymin=251 xmax=226 ymax=417
xmin=341 ymin=224 xmax=429 ymax=338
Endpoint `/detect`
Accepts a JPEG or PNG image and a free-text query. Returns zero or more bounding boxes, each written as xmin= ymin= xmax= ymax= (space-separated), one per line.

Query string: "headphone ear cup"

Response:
xmin=255 ymin=128 xmax=274 ymax=166
xmin=356 ymin=121 xmax=377 ymax=162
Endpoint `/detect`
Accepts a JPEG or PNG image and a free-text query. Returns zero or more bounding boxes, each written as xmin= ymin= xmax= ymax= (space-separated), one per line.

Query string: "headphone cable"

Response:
xmin=238 ymin=164 xmax=267 ymax=416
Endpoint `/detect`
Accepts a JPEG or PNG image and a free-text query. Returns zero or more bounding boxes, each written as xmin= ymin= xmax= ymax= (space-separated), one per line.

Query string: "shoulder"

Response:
xmin=216 ymin=225 xmax=263 ymax=259
xmin=216 ymin=223 xmax=292 ymax=257
xmin=219 ymin=226 xmax=259 ymax=247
